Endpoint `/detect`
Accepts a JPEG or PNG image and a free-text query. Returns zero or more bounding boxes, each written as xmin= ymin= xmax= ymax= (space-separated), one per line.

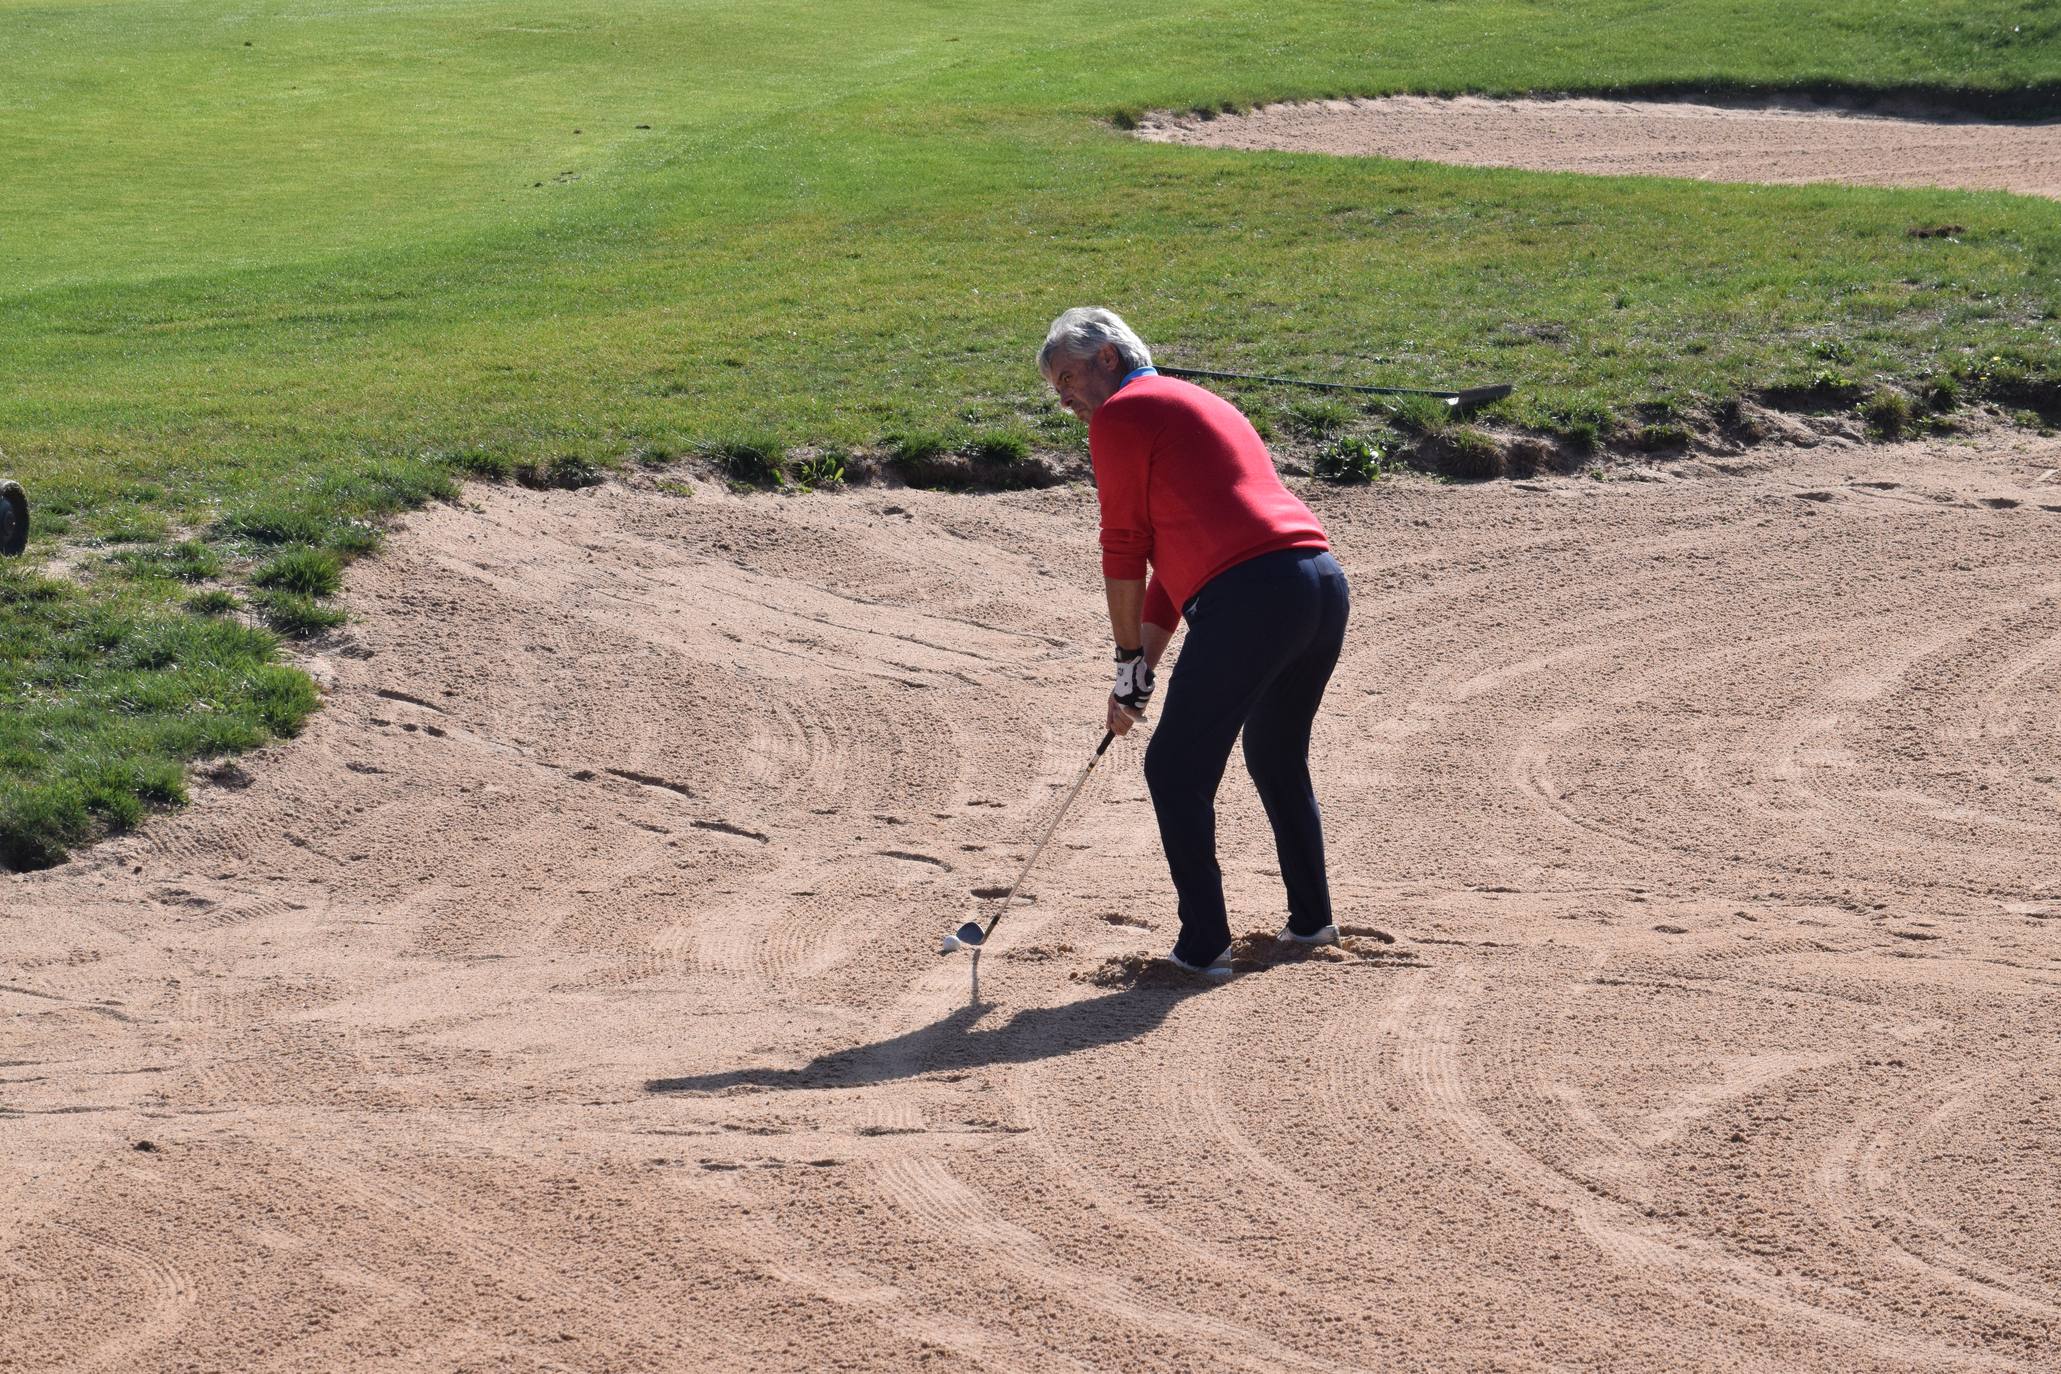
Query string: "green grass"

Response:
xmin=3 ymin=0 xmax=2059 ymax=865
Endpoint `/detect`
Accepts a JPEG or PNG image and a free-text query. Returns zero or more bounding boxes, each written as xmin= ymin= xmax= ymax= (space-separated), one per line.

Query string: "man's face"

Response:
xmin=1046 ymin=344 xmax=1126 ymax=423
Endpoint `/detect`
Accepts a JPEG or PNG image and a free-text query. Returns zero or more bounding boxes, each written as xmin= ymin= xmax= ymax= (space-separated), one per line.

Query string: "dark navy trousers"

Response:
xmin=1145 ymin=547 xmax=1350 ymax=965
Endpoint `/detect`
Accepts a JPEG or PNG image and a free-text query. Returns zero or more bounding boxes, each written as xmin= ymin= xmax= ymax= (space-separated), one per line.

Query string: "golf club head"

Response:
xmin=938 ymin=920 xmax=986 ymax=955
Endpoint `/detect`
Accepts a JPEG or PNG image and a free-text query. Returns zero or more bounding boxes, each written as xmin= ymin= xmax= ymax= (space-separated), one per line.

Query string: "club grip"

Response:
xmin=1094 ymin=729 xmax=1115 ymax=756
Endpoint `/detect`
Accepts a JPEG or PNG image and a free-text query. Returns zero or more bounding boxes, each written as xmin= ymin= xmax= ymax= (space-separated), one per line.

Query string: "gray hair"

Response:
xmin=1038 ymin=307 xmax=1152 ymax=377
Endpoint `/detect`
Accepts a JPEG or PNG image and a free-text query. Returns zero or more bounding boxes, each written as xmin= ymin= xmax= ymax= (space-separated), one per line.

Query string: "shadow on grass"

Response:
xmin=644 ymin=983 xmax=1213 ymax=1096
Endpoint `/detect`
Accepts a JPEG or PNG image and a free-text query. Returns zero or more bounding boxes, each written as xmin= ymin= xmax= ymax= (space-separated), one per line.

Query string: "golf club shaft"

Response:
xmin=1157 ymin=365 xmax=1512 ymax=407
xmin=978 ymin=730 xmax=1115 ymax=942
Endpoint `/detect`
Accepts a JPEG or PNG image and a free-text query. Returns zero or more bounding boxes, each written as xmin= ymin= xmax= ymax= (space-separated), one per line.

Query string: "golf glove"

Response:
xmin=1112 ymin=645 xmax=1154 ymax=712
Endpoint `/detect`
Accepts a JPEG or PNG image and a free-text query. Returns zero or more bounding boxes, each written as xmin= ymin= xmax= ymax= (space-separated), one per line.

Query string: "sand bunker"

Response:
xmin=1139 ymin=95 xmax=2061 ymax=199
xmin=7 ymin=434 xmax=2061 ymax=1368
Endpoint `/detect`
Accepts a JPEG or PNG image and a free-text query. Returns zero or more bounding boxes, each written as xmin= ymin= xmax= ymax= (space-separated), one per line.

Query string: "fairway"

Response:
xmin=5 ymin=1 xmax=2061 ymax=1368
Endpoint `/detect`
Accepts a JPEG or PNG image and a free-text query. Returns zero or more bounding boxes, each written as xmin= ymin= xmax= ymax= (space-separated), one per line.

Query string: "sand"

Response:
xmin=1137 ymin=96 xmax=2061 ymax=200
xmin=5 ymin=429 xmax=2060 ymax=1370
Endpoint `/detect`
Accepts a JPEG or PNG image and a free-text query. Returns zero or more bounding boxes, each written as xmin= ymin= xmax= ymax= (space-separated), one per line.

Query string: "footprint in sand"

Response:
xmin=878 ymin=850 xmax=951 ymax=870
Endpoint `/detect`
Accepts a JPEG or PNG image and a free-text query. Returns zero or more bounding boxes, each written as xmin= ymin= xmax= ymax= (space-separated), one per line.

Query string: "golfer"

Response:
xmin=1038 ymin=307 xmax=1351 ymax=974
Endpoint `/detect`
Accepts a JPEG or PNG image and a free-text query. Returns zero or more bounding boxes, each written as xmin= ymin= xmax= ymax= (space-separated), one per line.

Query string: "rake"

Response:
xmin=1157 ymin=365 xmax=1513 ymax=410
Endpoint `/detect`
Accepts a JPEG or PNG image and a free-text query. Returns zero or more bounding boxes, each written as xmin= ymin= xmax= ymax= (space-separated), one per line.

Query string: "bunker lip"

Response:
xmin=1134 ymin=94 xmax=2061 ymax=201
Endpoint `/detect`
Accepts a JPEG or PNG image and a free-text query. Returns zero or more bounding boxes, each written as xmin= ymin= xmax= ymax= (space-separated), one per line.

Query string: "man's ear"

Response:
xmin=1097 ymin=342 xmax=1123 ymax=373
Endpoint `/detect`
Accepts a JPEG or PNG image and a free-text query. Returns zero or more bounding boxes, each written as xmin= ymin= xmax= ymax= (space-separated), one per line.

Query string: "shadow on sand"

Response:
xmin=644 ymin=984 xmax=1211 ymax=1096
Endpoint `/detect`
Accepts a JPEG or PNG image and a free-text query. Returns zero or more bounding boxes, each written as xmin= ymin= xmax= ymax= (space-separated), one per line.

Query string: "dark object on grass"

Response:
xmin=1906 ymin=224 xmax=1964 ymax=239
xmin=1158 ymin=365 xmax=1513 ymax=411
xmin=0 ymin=480 xmax=28 ymax=557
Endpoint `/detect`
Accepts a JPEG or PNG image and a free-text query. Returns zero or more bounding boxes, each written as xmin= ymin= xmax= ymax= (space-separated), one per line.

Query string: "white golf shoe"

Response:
xmin=1167 ymin=945 xmax=1234 ymax=978
xmin=1276 ymin=923 xmax=1339 ymax=947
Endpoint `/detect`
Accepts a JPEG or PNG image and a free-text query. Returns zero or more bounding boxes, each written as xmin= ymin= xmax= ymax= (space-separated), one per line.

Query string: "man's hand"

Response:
xmin=1108 ymin=644 xmax=1153 ymax=736
xmin=1112 ymin=645 xmax=1154 ymax=710
xmin=1107 ymin=693 xmax=1142 ymax=737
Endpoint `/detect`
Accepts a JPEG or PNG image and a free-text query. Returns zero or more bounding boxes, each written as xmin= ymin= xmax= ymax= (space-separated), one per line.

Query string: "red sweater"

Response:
xmin=1090 ymin=374 xmax=1329 ymax=631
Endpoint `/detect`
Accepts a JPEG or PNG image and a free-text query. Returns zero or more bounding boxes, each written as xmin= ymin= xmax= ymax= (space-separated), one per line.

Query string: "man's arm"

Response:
xmin=1105 ymin=576 xmax=1145 ymax=651
xmin=1104 ymin=576 xmax=1152 ymax=737
xmin=1142 ymin=619 xmax=1173 ymax=671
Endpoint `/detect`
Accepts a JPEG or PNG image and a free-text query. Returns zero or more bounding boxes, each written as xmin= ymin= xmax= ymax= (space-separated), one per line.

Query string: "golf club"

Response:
xmin=940 ymin=729 xmax=1117 ymax=990
xmin=1157 ymin=365 xmax=1514 ymax=410
xmin=0 ymin=481 xmax=28 ymax=559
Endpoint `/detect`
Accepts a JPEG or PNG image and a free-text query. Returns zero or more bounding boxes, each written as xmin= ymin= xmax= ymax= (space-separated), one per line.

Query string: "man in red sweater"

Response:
xmin=1038 ymin=307 xmax=1351 ymax=975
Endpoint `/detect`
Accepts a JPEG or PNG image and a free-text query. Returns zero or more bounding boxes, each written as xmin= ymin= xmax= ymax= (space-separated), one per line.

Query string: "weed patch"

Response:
xmin=1312 ymin=436 xmax=1394 ymax=483
xmin=787 ymin=449 xmax=849 ymax=492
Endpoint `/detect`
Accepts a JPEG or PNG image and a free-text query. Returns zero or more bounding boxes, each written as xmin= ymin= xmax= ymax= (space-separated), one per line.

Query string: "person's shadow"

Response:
xmin=644 ymin=982 xmax=1212 ymax=1096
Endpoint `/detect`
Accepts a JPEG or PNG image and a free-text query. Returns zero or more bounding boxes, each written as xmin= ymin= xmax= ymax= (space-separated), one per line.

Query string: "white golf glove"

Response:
xmin=1112 ymin=645 xmax=1155 ymax=712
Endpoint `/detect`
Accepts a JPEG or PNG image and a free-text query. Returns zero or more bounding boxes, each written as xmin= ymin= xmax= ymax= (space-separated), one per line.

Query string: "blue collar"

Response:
xmin=1119 ymin=365 xmax=1158 ymax=388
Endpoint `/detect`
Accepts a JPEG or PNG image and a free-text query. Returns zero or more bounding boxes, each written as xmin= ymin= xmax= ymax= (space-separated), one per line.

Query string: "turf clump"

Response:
xmin=705 ymin=435 xmax=787 ymax=488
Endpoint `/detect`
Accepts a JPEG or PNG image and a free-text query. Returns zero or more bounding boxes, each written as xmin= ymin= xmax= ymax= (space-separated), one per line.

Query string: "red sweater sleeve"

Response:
xmin=1142 ymin=576 xmax=1180 ymax=633
xmin=1090 ymin=402 xmax=1154 ymax=581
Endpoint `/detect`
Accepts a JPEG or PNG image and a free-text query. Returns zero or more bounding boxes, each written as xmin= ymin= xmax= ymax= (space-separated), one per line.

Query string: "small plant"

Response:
xmin=704 ymin=435 xmax=785 ymax=487
xmin=1809 ymin=339 xmax=1854 ymax=364
xmin=187 ymin=589 xmax=240 ymax=616
xmin=253 ymin=547 xmax=342 ymax=598
xmin=1312 ymin=436 xmax=1392 ymax=484
xmin=788 ymin=449 xmax=847 ymax=492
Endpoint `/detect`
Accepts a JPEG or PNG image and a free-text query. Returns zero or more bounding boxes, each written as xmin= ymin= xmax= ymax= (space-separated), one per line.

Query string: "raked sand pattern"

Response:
xmin=5 ymin=432 xmax=2061 ymax=1370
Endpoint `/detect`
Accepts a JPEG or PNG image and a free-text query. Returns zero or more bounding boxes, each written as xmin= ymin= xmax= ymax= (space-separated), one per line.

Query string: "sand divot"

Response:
xmin=1138 ymin=95 xmax=2061 ymax=199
